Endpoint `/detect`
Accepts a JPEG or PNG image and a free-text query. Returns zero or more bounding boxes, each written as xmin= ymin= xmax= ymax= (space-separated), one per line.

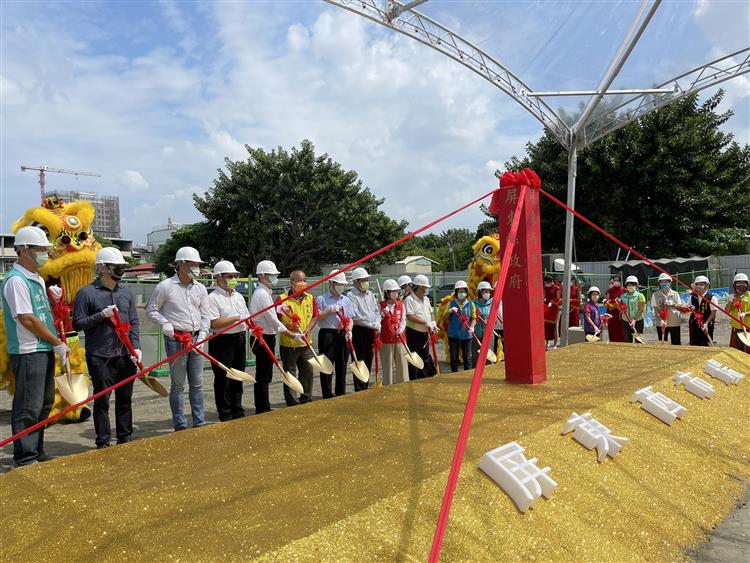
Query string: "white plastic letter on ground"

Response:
xmin=561 ymin=412 xmax=629 ymax=462
xmin=479 ymin=441 xmax=557 ymax=513
xmin=703 ymin=360 xmax=744 ymax=386
xmin=630 ymin=386 xmax=687 ymax=425
xmin=673 ymin=371 xmax=715 ymax=399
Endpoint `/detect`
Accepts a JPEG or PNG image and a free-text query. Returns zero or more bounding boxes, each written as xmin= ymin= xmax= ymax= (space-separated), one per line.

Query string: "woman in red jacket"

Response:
xmin=604 ymin=275 xmax=625 ymax=342
xmin=379 ymin=279 xmax=407 ymax=385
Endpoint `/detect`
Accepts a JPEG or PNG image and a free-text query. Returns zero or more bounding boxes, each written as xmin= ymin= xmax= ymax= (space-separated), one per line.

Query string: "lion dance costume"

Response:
xmin=1 ymin=196 xmax=100 ymax=422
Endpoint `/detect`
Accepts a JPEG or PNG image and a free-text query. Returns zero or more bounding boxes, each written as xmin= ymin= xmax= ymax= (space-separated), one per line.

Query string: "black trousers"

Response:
xmin=318 ymin=328 xmax=349 ymax=398
xmin=351 ymin=325 xmax=375 ymax=391
xmin=656 ymin=325 xmax=681 ymax=345
xmin=87 ymin=354 xmax=136 ymax=447
xmin=280 ymin=346 xmax=314 ymax=406
xmin=622 ymin=319 xmax=645 ymax=343
xmin=688 ymin=320 xmax=715 ymax=346
xmin=10 ymin=352 xmax=55 ymax=465
xmin=208 ymin=332 xmax=246 ymax=421
xmin=405 ymin=327 xmax=431 ymax=380
xmin=449 ymin=338 xmax=472 ymax=372
xmin=252 ymin=333 xmax=276 ymax=414
xmin=472 ymin=333 xmax=500 ymax=368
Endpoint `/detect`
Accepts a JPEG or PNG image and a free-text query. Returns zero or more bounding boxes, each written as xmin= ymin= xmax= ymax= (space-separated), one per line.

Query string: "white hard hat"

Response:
xmin=625 ymin=275 xmax=639 ymax=285
xmin=214 ymin=260 xmax=239 ymax=275
xmin=694 ymin=275 xmax=709 ymax=285
xmin=96 ymin=247 xmax=127 ymax=265
xmin=734 ymin=273 xmax=749 ymax=283
xmin=350 ymin=267 xmax=370 ymax=281
xmin=477 ymin=281 xmax=492 ymax=291
xmin=256 ymin=260 xmax=280 ymax=275
xmin=383 ymin=279 xmax=400 ymax=292
xmin=454 ymin=280 xmax=468 ymax=290
xmin=175 ymin=246 xmax=203 ymax=263
xmin=328 ymin=269 xmax=348 ymax=285
xmin=658 ymin=272 xmax=671 ymax=282
xmin=14 ymin=226 xmax=52 ymax=248
xmin=397 ymin=275 xmax=413 ymax=287
xmin=413 ymin=274 xmax=431 ymax=288
xmin=588 ymin=286 xmax=601 ymax=295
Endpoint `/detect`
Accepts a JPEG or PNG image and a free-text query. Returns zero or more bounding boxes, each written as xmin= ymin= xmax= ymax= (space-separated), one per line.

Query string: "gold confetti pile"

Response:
xmin=1 ymin=344 xmax=748 ymax=562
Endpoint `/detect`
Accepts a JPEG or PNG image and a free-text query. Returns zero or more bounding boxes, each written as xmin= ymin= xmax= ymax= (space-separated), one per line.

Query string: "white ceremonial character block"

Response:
xmin=703 ymin=359 xmax=744 ymax=385
xmin=479 ymin=441 xmax=557 ymax=513
xmin=673 ymin=371 xmax=715 ymax=399
xmin=561 ymin=412 xmax=629 ymax=462
xmin=630 ymin=386 xmax=687 ymax=425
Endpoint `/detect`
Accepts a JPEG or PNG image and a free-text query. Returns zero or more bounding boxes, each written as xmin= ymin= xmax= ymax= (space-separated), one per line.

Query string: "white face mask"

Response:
xmin=34 ymin=250 xmax=49 ymax=268
xmin=481 ymin=291 xmax=491 ymax=300
xmin=267 ymin=275 xmax=278 ymax=286
xmin=457 ymin=291 xmax=467 ymax=301
xmin=189 ymin=267 xmax=200 ymax=278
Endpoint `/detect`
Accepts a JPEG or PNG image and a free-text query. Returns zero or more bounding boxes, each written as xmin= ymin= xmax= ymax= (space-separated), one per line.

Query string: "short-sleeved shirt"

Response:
xmin=651 ymin=289 xmax=683 ymax=327
xmin=208 ymin=287 xmax=249 ymax=335
xmin=405 ymin=294 xmax=433 ymax=333
xmin=620 ymin=290 xmax=646 ymax=321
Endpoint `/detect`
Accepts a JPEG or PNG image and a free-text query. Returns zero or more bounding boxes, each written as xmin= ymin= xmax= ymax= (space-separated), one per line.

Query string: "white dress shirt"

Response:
xmin=346 ymin=288 xmax=381 ymax=330
xmin=405 ymin=294 xmax=434 ymax=333
xmin=146 ymin=275 xmax=210 ymax=334
xmin=208 ymin=287 xmax=249 ymax=334
xmin=249 ymin=283 xmax=287 ymax=335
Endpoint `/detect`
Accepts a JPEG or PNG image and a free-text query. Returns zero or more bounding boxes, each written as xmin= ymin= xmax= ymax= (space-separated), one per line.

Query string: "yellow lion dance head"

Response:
xmin=12 ymin=196 xmax=101 ymax=303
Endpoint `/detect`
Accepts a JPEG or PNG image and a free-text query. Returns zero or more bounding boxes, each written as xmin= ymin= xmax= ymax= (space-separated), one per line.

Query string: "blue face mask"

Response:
xmin=659 ymin=283 xmax=670 ymax=290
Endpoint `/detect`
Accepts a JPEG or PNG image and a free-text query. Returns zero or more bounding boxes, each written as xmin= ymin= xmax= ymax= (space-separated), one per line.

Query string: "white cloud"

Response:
xmin=122 ymin=170 xmax=149 ymax=192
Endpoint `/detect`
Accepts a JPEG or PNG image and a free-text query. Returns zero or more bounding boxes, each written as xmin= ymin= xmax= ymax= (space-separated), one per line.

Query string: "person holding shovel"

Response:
xmin=316 ymin=270 xmax=356 ymax=398
xmin=2 ymin=226 xmax=69 ymax=468
xmin=688 ymin=275 xmax=717 ymax=347
xmin=651 ymin=272 xmax=682 ymax=345
xmin=620 ymin=276 xmax=646 ymax=343
xmin=472 ymin=281 xmax=498 ymax=367
xmin=444 ymin=280 xmax=476 ymax=373
xmin=378 ymin=279 xmax=407 ymax=385
xmin=207 ymin=260 xmax=248 ymax=421
xmin=277 ymin=270 xmax=319 ymax=406
xmin=583 ymin=286 xmax=602 ymax=340
xmin=345 ymin=267 xmax=381 ymax=391
xmin=73 ymin=247 xmax=139 ymax=448
xmin=727 ymin=273 xmax=750 ymax=353
xmin=404 ymin=274 xmax=438 ymax=380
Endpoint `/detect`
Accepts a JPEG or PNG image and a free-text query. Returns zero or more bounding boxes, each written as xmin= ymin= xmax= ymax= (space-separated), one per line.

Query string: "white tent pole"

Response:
xmin=561 ymin=145 xmax=577 ymax=346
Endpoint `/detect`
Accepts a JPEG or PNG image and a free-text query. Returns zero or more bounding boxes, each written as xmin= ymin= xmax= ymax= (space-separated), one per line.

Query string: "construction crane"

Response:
xmin=20 ymin=165 xmax=101 ymax=204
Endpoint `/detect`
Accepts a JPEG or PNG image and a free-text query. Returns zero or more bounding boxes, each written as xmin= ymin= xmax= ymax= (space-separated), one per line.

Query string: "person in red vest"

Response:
xmin=378 ymin=279 xmax=407 ymax=385
xmin=543 ymin=275 xmax=562 ymax=349
xmin=603 ymin=275 xmax=625 ymax=342
xmin=569 ymin=278 xmax=581 ymax=328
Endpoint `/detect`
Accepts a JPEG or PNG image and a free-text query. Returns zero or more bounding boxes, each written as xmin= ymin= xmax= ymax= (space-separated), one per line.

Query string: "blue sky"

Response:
xmin=1 ymin=1 xmax=747 ymax=244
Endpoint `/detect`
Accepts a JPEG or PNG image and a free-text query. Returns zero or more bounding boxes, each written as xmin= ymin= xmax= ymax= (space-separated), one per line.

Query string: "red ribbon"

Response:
xmin=173 ymin=330 xmax=193 ymax=350
xmin=489 ymin=168 xmax=540 ymax=215
xmin=47 ymin=287 xmax=70 ymax=333
xmin=110 ymin=308 xmax=141 ymax=367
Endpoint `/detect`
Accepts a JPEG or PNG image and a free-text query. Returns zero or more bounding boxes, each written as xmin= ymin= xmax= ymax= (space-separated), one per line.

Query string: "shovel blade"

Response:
xmin=403 ymin=352 xmax=424 ymax=370
xmin=585 ymin=335 xmax=600 ymax=343
xmin=634 ymin=334 xmax=645 ymax=344
xmin=486 ymin=349 xmax=498 ymax=364
xmin=737 ymin=330 xmax=750 ymax=348
xmin=280 ymin=370 xmax=304 ymax=394
xmin=138 ymin=376 xmax=168 ymax=397
xmin=307 ymin=354 xmax=333 ymax=374
xmin=226 ymin=368 xmax=255 ymax=384
xmin=55 ymin=372 xmax=89 ymax=405
xmin=351 ymin=361 xmax=370 ymax=383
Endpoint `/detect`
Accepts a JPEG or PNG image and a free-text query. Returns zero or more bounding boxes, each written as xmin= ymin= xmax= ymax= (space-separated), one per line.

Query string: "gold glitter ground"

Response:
xmin=1 ymin=344 xmax=748 ymax=562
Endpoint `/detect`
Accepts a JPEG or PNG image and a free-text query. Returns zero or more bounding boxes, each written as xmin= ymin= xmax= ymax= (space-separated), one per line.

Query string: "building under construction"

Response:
xmin=47 ymin=190 xmax=121 ymax=239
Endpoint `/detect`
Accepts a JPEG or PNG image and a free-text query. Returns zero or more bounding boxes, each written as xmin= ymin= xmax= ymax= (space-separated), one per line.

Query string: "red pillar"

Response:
xmin=497 ymin=173 xmax=547 ymax=384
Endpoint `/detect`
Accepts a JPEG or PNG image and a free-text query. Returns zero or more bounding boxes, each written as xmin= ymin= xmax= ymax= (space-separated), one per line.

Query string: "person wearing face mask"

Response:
xmin=444 ymin=280 xmax=476 ymax=372
xmin=146 ymin=246 xmax=210 ymax=431
xmin=603 ymin=275 xmax=625 ymax=342
xmin=472 ymin=281 xmax=499 ymax=367
xmin=397 ymin=275 xmax=413 ymax=301
xmin=727 ymin=273 xmax=750 ymax=353
xmin=277 ymin=270 xmax=319 ymax=406
xmin=207 ymin=260 xmax=249 ymax=421
xmin=543 ymin=275 xmax=562 ymax=349
xmin=620 ymin=276 xmax=646 ymax=343
xmin=345 ymin=267 xmax=381 ymax=391
xmin=583 ymin=286 xmax=602 ymax=338
xmin=378 ymin=279 xmax=407 ymax=385
xmin=651 ymin=272 xmax=682 ymax=345
xmin=73 ymin=247 xmax=140 ymax=448
xmin=249 ymin=260 xmax=304 ymax=413
xmin=688 ymin=275 xmax=717 ymax=346
xmin=404 ymin=274 xmax=439 ymax=379
xmin=316 ymin=270 xmax=356 ymax=397
xmin=2 ymin=226 xmax=69 ymax=468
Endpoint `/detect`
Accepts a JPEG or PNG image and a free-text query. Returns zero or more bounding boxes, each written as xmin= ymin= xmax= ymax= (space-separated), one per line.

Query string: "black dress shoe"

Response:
xmin=96 ymin=443 xmax=111 ymax=449
xmin=37 ymin=453 xmax=55 ymax=462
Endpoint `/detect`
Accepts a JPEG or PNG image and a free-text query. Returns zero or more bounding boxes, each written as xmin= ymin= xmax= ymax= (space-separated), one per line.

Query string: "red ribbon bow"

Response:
xmin=173 ymin=330 xmax=193 ymax=349
xmin=489 ymin=168 xmax=541 ymax=215
xmin=47 ymin=288 xmax=70 ymax=328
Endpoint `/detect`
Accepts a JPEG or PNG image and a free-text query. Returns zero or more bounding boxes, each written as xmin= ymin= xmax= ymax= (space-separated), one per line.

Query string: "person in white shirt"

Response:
xmin=1 ymin=226 xmax=69 ymax=468
xmin=207 ymin=260 xmax=249 ymax=421
xmin=404 ymin=274 xmax=439 ymax=380
xmin=345 ymin=267 xmax=381 ymax=391
xmin=146 ymin=246 xmax=210 ymax=431
xmin=249 ymin=260 xmax=303 ymax=414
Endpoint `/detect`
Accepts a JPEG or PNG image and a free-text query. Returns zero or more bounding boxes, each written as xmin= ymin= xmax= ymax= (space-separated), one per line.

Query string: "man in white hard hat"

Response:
xmin=404 ymin=274 xmax=438 ymax=379
xmin=651 ymin=272 xmax=682 ymax=345
xmin=207 ymin=260 xmax=249 ymax=421
xmin=249 ymin=260 xmax=304 ymax=413
xmin=727 ymin=272 xmax=750 ymax=352
xmin=146 ymin=246 xmax=210 ymax=430
xmin=688 ymin=275 xmax=717 ymax=346
xmin=345 ymin=267 xmax=381 ymax=391
xmin=620 ymin=275 xmax=645 ymax=343
xmin=316 ymin=269 xmax=356 ymax=398
xmin=277 ymin=270 xmax=319 ymax=406
xmin=2 ymin=226 xmax=70 ymax=468
xmin=397 ymin=275 xmax=413 ymax=301
xmin=378 ymin=279 xmax=407 ymax=385
xmin=72 ymin=247 xmax=140 ymax=448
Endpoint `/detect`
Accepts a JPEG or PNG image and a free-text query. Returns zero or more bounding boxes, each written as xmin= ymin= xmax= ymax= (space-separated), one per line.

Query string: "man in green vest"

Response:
xmin=2 ymin=226 xmax=70 ymax=468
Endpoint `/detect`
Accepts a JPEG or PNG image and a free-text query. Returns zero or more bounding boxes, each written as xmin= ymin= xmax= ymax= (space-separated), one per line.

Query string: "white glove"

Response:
xmin=344 ymin=330 xmax=353 ymax=342
xmin=429 ymin=320 xmax=438 ymax=332
xmin=101 ymin=305 xmax=117 ymax=318
xmin=53 ymin=342 xmax=70 ymax=361
xmin=328 ymin=304 xmax=342 ymax=314
xmin=740 ymin=312 xmax=747 ymax=320
xmin=468 ymin=326 xmax=475 ymax=335
xmin=294 ymin=333 xmax=307 ymax=344
xmin=162 ymin=323 xmax=175 ymax=338
xmin=48 ymin=285 xmax=63 ymax=303
xmin=397 ymin=327 xmax=405 ymax=335
xmin=449 ymin=307 xmax=458 ymax=314
xmin=131 ymin=348 xmax=142 ymax=365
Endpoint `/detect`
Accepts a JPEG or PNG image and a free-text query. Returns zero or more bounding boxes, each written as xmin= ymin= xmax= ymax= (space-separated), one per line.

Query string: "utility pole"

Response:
xmin=20 ymin=165 xmax=101 ymax=204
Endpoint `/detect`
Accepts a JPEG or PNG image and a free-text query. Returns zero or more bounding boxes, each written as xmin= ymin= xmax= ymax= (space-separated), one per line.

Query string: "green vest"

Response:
xmin=2 ymin=268 xmax=56 ymax=354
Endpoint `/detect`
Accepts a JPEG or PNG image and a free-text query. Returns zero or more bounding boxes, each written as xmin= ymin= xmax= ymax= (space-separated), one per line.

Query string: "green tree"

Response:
xmin=402 ymin=228 xmax=476 ymax=271
xmin=506 ymin=90 xmax=750 ymax=259
xmin=188 ymin=140 xmax=407 ymax=276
